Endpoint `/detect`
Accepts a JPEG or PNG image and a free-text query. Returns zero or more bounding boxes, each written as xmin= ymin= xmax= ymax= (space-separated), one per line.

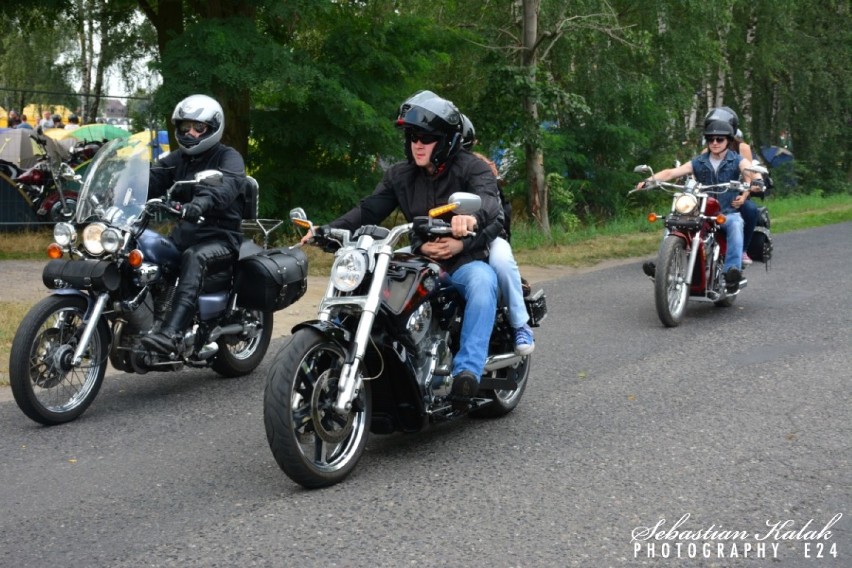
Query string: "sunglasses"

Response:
xmin=705 ymin=136 xmax=728 ymax=144
xmin=178 ymin=121 xmax=209 ymax=135
xmin=410 ymin=132 xmax=441 ymax=145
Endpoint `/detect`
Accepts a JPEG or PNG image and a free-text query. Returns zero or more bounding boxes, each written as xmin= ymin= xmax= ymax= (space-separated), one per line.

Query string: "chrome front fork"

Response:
xmin=333 ymin=249 xmax=391 ymax=414
xmin=71 ymin=292 xmax=110 ymax=366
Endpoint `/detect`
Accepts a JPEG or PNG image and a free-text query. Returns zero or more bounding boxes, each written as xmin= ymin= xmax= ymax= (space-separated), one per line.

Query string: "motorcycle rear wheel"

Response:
xmin=655 ymin=236 xmax=690 ymax=327
xmin=211 ymin=310 xmax=273 ymax=377
xmin=9 ymin=295 xmax=109 ymax=425
xmin=263 ymin=328 xmax=371 ymax=489
xmin=471 ymin=355 xmax=530 ymax=418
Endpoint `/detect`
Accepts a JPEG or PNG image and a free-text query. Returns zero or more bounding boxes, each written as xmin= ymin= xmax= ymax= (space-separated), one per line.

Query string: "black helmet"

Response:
xmin=704 ymin=106 xmax=739 ymax=132
xmin=171 ymin=94 xmax=224 ymax=155
xmin=704 ymin=119 xmax=735 ymax=139
xmin=396 ymin=90 xmax=462 ymax=168
xmin=460 ymin=114 xmax=476 ymax=151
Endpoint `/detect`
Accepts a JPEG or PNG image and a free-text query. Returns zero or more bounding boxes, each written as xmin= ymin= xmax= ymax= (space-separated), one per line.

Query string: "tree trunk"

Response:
xmin=522 ymin=0 xmax=549 ymax=234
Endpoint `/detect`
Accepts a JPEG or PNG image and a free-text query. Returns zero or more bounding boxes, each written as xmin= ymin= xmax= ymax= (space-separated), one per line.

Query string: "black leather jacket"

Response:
xmin=330 ymin=150 xmax=504 ymax=273
xmin=148 ymin=144 xmax=246 ymax=252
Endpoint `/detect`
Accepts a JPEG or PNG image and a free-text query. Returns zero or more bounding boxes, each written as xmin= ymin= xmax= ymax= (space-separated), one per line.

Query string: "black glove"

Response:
xmin=181 ymin=201 xmax=204 ymax=223
xmin=750 ymin=179 xmax=765 ymax=192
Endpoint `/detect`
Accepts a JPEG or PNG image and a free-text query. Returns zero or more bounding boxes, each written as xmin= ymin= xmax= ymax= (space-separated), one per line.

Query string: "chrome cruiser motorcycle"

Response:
xmin=631 ymin=163 xmax=767 ymax=327
xmin=9 ymin=137 xmax=308 ymax=425
xmin=263 ymin=194 xmax=547 ymax=488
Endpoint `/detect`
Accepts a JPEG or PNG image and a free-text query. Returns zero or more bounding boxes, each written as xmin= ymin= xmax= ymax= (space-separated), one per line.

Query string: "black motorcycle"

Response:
xmin=263 ymin=193 xmax=547 ymax=488
xmin=9 ymin=137 xmax=308 ymax=425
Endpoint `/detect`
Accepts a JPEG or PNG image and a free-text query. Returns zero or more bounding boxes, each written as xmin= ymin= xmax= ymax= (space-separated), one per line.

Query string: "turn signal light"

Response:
xmin=716 ymin=214 xmax=726 ymax=225
xmin=647 ymin=212 xmax=658 ymax=223
xmin=128 ymin=249 xmax=144 ymax=268
xmin=292 ymin=219 xmax=311 ymax=229
xmin=429 ymin=202 xmax=459 ymax=218
xmin=47 ymin=243 xmax=63 ymax=259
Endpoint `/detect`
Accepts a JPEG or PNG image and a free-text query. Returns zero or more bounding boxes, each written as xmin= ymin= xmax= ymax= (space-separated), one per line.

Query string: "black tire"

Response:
xmin=9 ymin=295 xmax=109 ymax=425
xmin=263 ymin=328 xmax=371 ymax=489
xmin=471 ymin=355 xmax=530 ymax=418
xmin=211 ymin=310 xmax=273 ymax=377
xmin=654 ymin=236 xmax=689 ymax=327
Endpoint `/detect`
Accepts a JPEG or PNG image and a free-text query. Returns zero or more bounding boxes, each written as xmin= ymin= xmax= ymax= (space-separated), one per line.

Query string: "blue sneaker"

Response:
xmin=513 ymin=323 xmax=535 ymax=356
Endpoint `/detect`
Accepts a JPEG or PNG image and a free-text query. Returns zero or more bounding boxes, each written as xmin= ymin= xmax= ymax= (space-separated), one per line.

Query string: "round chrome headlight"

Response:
xmin=100 ymin=227 xmax=123 ymax=253
xmin=331 ymin=250 xmax=367 ymax=292
xmin=82 ymin=222 xmax=107 ymax=256
xmin=53 ymin=222 xmax=77 ymax=246
xmin=674 ymin=193 xmax=699 ymax=215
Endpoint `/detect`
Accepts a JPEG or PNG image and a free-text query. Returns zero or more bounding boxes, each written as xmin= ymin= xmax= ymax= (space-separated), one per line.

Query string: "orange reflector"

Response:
xmin=128 ymin=249 xmax=144 ymax=267
xmin=647 ymin=212 xmax=658 ymax=223
xmin=716 ymin=214 xmax=726 ymax=225
xmin=428 ymin=202 xmax=458 ymax=218
xmin=292 ymin=219 xmax=311 ymax=229
xmin=47 ymin=243 xmax=63 ymax=259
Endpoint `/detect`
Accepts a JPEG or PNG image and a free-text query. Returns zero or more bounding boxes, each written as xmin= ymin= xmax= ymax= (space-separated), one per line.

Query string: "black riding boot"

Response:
xmin=141 ymin=301 xmax=195 ymax=355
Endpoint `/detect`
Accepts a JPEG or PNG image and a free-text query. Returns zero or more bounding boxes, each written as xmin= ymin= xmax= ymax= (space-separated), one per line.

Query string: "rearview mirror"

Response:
xmin=634 ymin=164 xmax=653 ymax=176
xmin=447 ymin=192 xmax=482 ymax=214
xmin=194 ymin=170 xmax=223 ymax=186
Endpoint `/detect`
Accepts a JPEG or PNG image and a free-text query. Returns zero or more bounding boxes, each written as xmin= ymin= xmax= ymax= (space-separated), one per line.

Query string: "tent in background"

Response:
xmin=0 ymin=129 xmax=41 ymax=169
xmin=69 ymin=123 xmax=130 ymax=144
xmin=129 ymin=130 xmax=170 ymax=161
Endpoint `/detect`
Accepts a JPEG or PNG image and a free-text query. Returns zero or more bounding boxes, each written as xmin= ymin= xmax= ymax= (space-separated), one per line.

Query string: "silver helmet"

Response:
xmin=171 ymin=94 xmax=224 ymax=155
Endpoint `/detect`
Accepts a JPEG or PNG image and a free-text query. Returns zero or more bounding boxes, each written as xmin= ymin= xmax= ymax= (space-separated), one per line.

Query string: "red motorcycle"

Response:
xmin=631 ymin=163 xmax=766 ymax=327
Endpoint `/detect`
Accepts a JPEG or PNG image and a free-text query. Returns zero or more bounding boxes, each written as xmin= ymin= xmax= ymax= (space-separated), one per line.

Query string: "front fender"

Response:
xmin=291 ymin=320 xmax=351 ymax=350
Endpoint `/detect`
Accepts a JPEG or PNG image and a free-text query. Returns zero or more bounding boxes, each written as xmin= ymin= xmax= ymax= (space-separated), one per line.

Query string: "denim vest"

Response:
xmin=691 ymin=150 xmax=742 ymax=213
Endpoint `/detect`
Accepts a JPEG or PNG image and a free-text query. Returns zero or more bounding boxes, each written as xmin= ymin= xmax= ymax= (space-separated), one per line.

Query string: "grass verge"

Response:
xmin=0 ymin=302 xmax=31 ymax=386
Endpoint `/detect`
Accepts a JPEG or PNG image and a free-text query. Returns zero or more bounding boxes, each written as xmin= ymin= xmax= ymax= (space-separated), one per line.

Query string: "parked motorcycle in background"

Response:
xmin=9 ymin=137 xmax=308 ymax=425
xmin=263 ymin=194 xmax=547 ymax=488
xmin=630 ymin=162 xmax=768 ymax=327
xmin=11 ymin=128 xmax=99 ymax=222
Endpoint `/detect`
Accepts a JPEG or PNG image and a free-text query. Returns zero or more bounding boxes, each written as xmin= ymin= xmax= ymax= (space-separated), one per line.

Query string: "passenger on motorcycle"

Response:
xmin=700 ymin=108 xmax=765 ymax=267
xmin=460 ymin=113 xmax=534 ymax=355
xmin=302 ymin=90 xmax=504 ymax=405
xmin=142 ymin=94 xmax=248 ymax=355
xmin=637 ymin=111 xmax=763 ymax=291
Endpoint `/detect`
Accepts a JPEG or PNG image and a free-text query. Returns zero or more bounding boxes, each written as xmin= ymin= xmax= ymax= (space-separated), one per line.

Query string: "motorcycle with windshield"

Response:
xmin=9 ymin=137 xmax=308 ymax=425
xmin=631 ymin=162 xmax=767 ymax=327
xmin=263 ymin=193 xmax=548 ymax=488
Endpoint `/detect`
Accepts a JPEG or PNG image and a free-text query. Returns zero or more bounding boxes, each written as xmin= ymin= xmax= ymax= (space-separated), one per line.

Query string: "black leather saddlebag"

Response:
xmin=42 ymin=259 xmax=120 ymax=292
xmin=235 ymin=247 xmax=308 ymax=311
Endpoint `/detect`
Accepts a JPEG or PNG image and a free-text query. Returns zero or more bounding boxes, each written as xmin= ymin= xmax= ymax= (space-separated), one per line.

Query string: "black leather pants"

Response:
xmin=161 ymin=239 xmax=236 ymax=334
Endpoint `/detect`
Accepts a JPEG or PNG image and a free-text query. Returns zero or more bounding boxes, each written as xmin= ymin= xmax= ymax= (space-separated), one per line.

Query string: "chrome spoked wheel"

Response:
xmin=212 ymin=310 xmax=273 ymax=377
xmin=10 ymin=295 xmax=108 ymax=425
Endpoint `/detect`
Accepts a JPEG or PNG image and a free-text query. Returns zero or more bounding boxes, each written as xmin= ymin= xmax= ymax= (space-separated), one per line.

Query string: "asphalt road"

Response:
xmin=1 ymin=223 xmax=849 ymax=568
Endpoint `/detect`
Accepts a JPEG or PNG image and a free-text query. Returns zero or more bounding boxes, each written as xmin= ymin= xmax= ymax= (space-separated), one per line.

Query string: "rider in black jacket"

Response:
xmin=142 ymin=94 xmax=247 ymax=355
xmin=321 ymin=90 xmax=504 ymax=407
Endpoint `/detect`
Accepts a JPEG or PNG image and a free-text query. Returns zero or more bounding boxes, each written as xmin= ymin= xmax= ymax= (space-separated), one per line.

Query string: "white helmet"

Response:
xmin=171 ymin=94 xmax=224 ymax=155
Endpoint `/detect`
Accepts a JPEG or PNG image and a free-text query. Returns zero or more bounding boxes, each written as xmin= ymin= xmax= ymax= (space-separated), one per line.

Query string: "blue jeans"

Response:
xmin=449 ymin=260 xmax=497 ymax=381
xmin=739 ymin=199 xmax=759 ymax=251
xmin=722 ymin=211 xmax=744 ymax=271
xmin=489 ymin=237 xmax=528 ymax=329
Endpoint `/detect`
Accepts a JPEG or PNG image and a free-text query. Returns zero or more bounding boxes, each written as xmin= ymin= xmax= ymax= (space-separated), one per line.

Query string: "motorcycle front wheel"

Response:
xmin=263 ymin=328 xmax=371 ymax=489
xmin=9 ymin=295 xmax=109 ymax=425
xmin=211 ymin=310 xmax=273 ymax=377
xmin=654 ymin=236 xmax=690 ymax=327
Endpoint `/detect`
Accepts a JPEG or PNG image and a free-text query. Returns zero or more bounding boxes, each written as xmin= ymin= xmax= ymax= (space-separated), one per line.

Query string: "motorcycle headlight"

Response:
xmin=53 ymin=222 xmax=77 ymax=246
xmin=100 ymin=227 xmax=122 ymax=253
xmin=674 ymin=193 xmax=699 ymax=215
xmin=82 ymin=222 xmax=107 ymax=256
xmin=331 ymin=250 xmax=367 ymax=292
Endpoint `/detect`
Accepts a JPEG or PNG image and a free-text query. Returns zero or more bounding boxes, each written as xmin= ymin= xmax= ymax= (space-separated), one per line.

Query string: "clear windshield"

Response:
xmin=75 ymin=137 xmax=150 ymax=230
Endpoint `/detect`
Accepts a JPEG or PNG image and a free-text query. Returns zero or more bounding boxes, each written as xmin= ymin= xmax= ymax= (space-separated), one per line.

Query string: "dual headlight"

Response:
xmin=53 ymin=222 xmax=122 ymax=256
xmin=331 ymin=250 xmax=367 ymax=292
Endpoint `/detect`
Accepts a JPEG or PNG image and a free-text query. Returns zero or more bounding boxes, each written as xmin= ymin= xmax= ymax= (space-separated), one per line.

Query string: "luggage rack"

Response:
xmin=241 ymin=218 xmax=284 ymax=249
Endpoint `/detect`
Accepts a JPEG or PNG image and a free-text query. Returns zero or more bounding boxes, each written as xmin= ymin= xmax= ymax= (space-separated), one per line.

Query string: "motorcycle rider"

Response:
xmin=637 ymin=110 xmax=763 ymax=291
xmin=303 ymin=90 xmax=504 ymax=406
xmin=141 ymin=94 xmax=248 ymax=355
xmin=460 ymin=114 xmax=534 ymax=355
